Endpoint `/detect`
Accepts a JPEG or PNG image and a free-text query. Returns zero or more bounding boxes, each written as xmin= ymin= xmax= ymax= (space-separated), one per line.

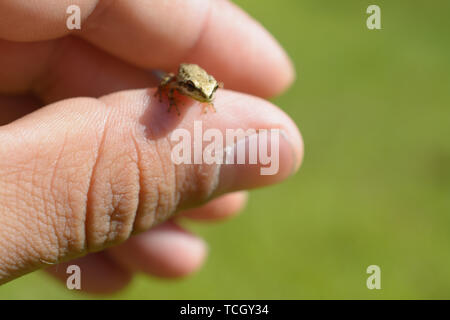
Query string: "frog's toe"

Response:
xmin=201 ymin=103 xmax=216 ymax=113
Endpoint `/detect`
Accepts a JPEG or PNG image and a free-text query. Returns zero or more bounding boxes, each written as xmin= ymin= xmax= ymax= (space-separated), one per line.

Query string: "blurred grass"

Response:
xmin=1 ymin=0 xmax=450 ymax=299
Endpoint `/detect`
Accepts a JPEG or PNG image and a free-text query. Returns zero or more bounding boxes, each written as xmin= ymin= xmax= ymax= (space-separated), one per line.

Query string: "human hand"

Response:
xmin=0 ymin=0 xmax=303 ymax=293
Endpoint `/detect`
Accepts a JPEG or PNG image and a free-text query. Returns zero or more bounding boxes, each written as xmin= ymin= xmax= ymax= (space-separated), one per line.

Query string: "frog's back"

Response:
xmin=178 ymin=63 xmax=209 ymax=82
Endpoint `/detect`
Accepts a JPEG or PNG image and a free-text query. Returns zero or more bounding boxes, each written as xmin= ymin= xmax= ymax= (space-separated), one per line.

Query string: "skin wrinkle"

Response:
xmin=136 ymin=108 xmax=161 ymax=228
xmin=128 ymin=103 xmax=173 ymax=231
xmin=83 ymin=99 xmax=141 ymax=250
xmin=135 ymin=139 xmax=161 ymax=232
xmin=49 ymin=131 xmax=69 ymax=260
xmin=173 ymin=150 xmax=182 ymax=218
xmin=104 ymin=166 xmax=116 ymax=244
xmin=84 ymin=101 xmax=111 ymax=252
xmin=154 ymin=137 xmax=175 ymax=224
xmin=166 ymin=136 xmax=179 ymax=223
xmin=140 ymin=107 xmax=178 ymax=226
xmin=100 ymin=179 xmax=113 ymax=247
xmin=104 ymin=144 xmax=140 ymax=246
xmin=151 ymin=167 xmax=162 ymax=226
xmin=151 ymin=142 xmax=165 ymax=225
xmin=130 ymin=95 xmax=158 ymax=231
xmin=63 ymin=167 xmax=84 ymax=256
xmin=130 ymin=134 xmax=143 ymax=234
xmin=33 ymin=186 xmax=57 ymax=264
xmin=157 ymin=134 xmax=203 ymax=223
xmin=28 ymin=147 xmax=59 ymax=264
xmin=128 ymin=129 xmax=171 ymax=233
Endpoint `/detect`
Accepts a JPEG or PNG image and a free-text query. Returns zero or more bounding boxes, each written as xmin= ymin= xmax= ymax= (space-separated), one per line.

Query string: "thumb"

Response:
xmin=0 ymin=88 xmax=303 ymax=284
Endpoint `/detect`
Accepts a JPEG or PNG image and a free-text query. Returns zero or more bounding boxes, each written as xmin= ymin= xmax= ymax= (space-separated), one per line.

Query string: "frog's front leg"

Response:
xmin=202 ymin=103 xmax=216 ymax=114
xmin=155 ymin=73 xmax=175 ymax=102
xmin=167 ymin=88 xmax=180 ymax=115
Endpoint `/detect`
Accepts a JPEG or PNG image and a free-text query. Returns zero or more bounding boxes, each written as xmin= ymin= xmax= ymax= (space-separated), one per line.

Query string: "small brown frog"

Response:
xmin=155 ymin=63 xmax=222 ymax=115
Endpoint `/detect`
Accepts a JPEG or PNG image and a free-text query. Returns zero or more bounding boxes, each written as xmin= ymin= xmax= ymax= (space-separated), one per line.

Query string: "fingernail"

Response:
xmin=214 ymin=129 xmax=299 ymax=195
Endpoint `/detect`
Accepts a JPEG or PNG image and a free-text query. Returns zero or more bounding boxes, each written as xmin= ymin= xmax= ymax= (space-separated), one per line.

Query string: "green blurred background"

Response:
xmin=2 ymin=0 xmax=450 ymax=299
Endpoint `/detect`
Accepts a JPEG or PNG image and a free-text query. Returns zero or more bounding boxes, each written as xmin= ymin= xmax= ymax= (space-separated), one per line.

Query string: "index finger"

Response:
xmin=0 ymin=0 xmax=294 ymax=98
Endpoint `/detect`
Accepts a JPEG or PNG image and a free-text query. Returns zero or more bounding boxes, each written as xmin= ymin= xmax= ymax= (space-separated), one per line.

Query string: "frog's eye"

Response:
xmin=210 ymin=83 xmax=219 ymax=95
xmin=185 ymin=81 xmax=196 ymax=92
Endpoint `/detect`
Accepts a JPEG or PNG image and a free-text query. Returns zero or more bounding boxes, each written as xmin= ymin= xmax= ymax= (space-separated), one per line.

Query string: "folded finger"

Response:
xmin=180 ymin=191 xmax=248 ymax=221
xmin=46 ymin=252 xmax=132 ymax=294
xmin=107 ymin=221 xmax=207 ymax=278
xmin=0 ymin=0 xmax=294 ymax=97
xmin=0 ymin=37 xmax=157 ymax=101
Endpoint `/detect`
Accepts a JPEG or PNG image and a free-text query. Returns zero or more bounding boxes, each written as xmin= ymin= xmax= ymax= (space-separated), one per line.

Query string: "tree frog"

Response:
xmin=155 ymin=63 xmax=222 ymax=115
